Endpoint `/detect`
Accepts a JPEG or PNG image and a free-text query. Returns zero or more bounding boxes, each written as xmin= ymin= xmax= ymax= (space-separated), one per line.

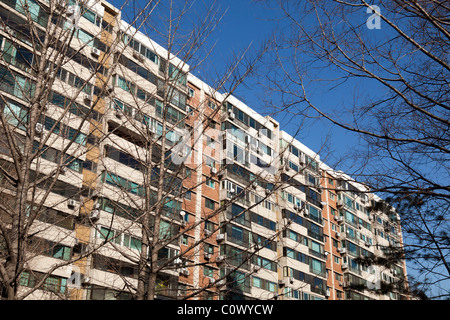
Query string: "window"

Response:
xmin=83 ymin=160 xmax=97 ymax=172
xmin=82 ymin=8 xmax=102 ymax=27
xmin=206 ymin=136 xmax=216 ymax=149
xmin=329 ymin=192 xmax=335 ymax=200
xmin=208 ymin=101 xmax=216 ymax=109
xmin=49 ymin=244 xmax=71 ymax=261
xmin=290 ymin=145 xmax=299 ymax=157
xmin=288 ymin=161 xmax=299 ymax=172
xmin=205 ymin=198 xmax=215 ymax=210
xmin=231 ymin=225 xmax=243 ymax=242
xmin=203 ymin=266 xmax=214 ymax=277
xmin=4 ymin=101 xmax=28 ymax=130
xmin=267 ymin=281 xmax=277 ymax=292
xmin=44 ymin=275 xmax=67 ymax=293
xmin=77 ymin=29 xmax=94 ymax=47
xmin=205 ymin=221 xmax=214 ymax=232
xmin=188 ymin=88 xmax=195 ymax=97
xmin=333 ymin=239 xmax=339 ymax=248
xmin=20 ymin=271 xmax=67 ymax=294
xmin=206 ymin=178 xmax=215 ymax=189
xmin=252 ymin=276 xmax=262 ymax=288
xmin=204 ymin=243 xmax=214 ymax=254
xmin=116 ymin=75 xmax=135 ymax=94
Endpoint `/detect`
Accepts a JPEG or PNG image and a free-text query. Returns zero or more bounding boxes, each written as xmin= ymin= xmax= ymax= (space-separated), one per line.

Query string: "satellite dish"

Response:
xmin=180 ymin=211 xmax=186 ymax=216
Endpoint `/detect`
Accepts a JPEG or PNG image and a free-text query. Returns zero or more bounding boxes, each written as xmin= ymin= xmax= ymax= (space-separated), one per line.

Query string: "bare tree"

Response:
xmin=86 ymin=0 xmax=293 ymax=301
xmin=257 ymin=0 xmax=449 ymax=299
xmin=0 ymin=0 xmax=292 ymax=301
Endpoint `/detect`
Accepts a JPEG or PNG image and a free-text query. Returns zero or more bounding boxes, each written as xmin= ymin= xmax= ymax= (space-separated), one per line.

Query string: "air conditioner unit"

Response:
xmin=66 ymin=4 xmax=79 ymax=16
xmin=216 ymin=255 xmax=226 ymax=263
xmin=216 ymin=279 xmax=226 ymax=286
xmin=325 ymin=289 xmax=330 ymax=297
xmin=82 ymin=276 xmax=91 ymax=285
xmin=180 ymin=268 xmax=189 ymax=276
xmin=106 ymin=85 xmax=114 ymax=94
xmin=89 ymin=210 xmax=100 ymax=221
xmin=204 ymin=253 xmax=211 ymax=260
xmin=336 ymin=216 xmax=344 ymax=224
xmin=84 ymin=94 xmax=92 ymax=104
xmin=336 ymin=232 xmax=341 ymax=238
xmin=216 ymin=233 xmax=226 ymax=242
xmin=68 ymin=199 xmax=77 ymax=208
xmin=133 ymin=51 xmax=145 ymax=62
xmin=245 ymin=135 xmax=251 ymax=144
xmin=228 ymin=112 xmax=235 ymax=120
xmin=365 ymin=241 xmax=371 ymax=247
xmin=338 ymin=281 xmax=343 ymax=287
xmin=303 ymin=209 xmax=309 ymax=217
xmin=115 ymin=109 xmax=123 ymax=118
xmin=91 ymin=190 xmax=100 ymax=199
xmin=204 ymin=229 xmax=212 ymax=236
xmin=338 ymin=248 xmax=347 ymax=254
xmin=91 ymin=47 xmax=100 ymax=57
xmin=211 ymin=167 xmax=217 ymax=175
xmin=253 ymin=265 xmax=261 ymax=272
xmin=35 ymin=123 xmax=44 ymax=135
xmin=341 ymin=263 xmax=348 ymax=270
xmin=56 ymin=0 xmax=68 ymax=10
xmin=60 ymin=166 xmax=67 ymax=175
xmin=298 ymin=154 xmax=305 ymax=166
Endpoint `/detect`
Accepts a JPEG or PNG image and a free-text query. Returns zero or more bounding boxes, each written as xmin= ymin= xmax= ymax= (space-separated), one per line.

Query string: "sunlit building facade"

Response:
xmin=0 ymin=0 xmax=409 ymax=300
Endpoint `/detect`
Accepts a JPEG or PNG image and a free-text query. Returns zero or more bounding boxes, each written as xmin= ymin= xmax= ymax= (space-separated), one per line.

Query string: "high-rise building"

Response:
xmin=0 ymin=0 xmax=410 ymax=300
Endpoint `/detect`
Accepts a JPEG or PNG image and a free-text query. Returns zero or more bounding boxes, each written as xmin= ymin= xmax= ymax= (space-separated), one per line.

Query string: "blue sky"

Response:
xmin=108 ymin=0 xmax=448 ymax=298
xmin=109 ymin=0 xmax=358 ymax=161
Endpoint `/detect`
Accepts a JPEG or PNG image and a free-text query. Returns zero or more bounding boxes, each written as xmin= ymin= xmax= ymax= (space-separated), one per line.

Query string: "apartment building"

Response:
xmin=0 ymin=0 xmax=409 ymax=300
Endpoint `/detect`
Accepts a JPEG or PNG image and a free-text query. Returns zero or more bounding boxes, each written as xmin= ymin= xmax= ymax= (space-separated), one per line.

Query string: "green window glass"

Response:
xmin=4 ymin=102 xmax=27 ymax=129
xmin=130 ymin=237 xmax=142 ymax=251
xmin=77 ymin=29 xmax=94 ymax=46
